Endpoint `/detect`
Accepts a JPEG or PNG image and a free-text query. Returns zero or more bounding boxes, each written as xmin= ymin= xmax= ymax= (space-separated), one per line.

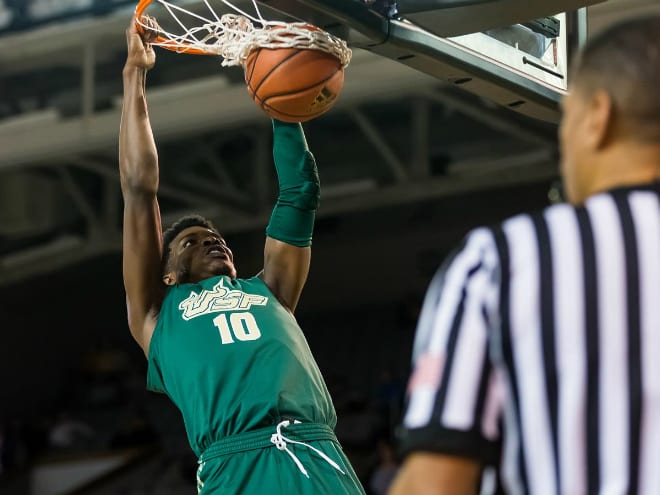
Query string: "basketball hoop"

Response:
xmin=133 ymin=0 xmax=353 ymax=68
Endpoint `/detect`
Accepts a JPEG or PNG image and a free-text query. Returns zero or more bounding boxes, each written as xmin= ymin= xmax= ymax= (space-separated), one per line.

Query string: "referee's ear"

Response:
xmin=584 ymin=89 xmax=614 ymax=151
xmin=548 ymin=180 xmax=564 ymax=204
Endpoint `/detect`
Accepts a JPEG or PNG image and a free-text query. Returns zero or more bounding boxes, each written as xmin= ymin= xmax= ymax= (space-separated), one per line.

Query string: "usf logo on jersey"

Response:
xmin=179 ymin=279 xmax=268 ymax=320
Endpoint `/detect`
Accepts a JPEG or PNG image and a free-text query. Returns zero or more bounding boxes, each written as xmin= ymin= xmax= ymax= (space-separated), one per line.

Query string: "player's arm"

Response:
xmin=261 ymin=120 xmax=319 ymax=312
xmin=119 ymin=21 xmax=164 ymax=356
xmin=389 ymin=453 xmax=481 ymax=495
xmin=388 ymin=228 xmax=503 ymax=495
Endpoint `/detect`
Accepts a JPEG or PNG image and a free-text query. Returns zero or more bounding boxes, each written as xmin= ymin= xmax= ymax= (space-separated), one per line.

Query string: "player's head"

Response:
xmin=559 ymin=15 xmax=660 ymax=205
xmin=162 ymin=214 xmax=236 ymax=285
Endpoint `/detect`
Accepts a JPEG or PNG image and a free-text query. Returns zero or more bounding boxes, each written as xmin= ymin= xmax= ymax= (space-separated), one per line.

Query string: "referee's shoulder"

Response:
xmin=493 ymin=200 xmax=579 ymax=234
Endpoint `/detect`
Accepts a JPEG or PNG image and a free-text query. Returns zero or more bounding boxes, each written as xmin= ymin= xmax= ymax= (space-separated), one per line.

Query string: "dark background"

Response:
xmin=0 ymin=0 xmax=645 ymax=493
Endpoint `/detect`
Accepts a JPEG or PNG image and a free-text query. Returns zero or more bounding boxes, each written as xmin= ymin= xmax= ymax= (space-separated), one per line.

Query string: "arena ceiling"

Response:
xmin=0 ymin=0 xmax=655 ymax=288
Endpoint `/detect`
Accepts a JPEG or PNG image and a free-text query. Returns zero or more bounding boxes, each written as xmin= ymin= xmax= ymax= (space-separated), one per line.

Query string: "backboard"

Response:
xmin=257 ymin=0 xmax=602 ymax=123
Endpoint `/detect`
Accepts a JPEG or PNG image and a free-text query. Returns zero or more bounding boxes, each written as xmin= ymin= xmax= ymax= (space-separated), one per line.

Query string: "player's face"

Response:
xmin=559 ymin=88 xmax=591 ymax=205
xmin=166 ymin=226 xmax=237 ymax=284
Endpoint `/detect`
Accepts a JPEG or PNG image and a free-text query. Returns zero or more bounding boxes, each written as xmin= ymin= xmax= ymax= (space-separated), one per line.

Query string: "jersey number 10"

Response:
xmin=213 ymin=312 xmax=262 ymax=345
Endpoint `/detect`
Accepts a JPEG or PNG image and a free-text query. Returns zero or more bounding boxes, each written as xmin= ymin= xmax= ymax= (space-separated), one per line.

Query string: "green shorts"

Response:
xmin=196 ymin=421 xmax=366 ymax=495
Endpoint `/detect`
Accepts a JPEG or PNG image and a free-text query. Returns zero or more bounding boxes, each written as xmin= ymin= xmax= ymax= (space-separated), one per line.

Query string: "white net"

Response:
xmin=136 ymin=0 xmax=353 ymax=68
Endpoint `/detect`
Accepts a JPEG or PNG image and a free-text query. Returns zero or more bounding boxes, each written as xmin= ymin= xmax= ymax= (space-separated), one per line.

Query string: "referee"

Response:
xmin=389 ymin=15 xmax=660 ymax=495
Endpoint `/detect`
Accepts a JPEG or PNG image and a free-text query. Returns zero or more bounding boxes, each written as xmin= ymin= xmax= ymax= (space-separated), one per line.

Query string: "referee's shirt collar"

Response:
xmin=598 ymin=180 xmax=660 ymax=196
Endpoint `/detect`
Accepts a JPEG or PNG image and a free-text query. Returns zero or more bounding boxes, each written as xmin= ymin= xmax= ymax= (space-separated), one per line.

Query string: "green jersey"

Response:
xmin=147 ymin=275 xmax=337 ymax=458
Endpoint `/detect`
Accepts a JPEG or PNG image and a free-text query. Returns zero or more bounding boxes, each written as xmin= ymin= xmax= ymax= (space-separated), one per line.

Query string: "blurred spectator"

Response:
xmin=48 ymin=410 xmax=95 ymax=451
xmin=368 ymin=437 xmax=400 ymax=495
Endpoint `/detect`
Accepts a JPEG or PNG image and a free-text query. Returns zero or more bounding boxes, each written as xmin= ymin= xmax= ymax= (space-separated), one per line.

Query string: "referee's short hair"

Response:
xmin=571 ymin=15 xmax=660 ymax=141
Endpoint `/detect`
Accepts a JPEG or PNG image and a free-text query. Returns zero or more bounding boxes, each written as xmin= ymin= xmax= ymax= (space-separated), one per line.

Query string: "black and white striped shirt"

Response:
xmin=398 ymin=182 xmax=660 ymax=494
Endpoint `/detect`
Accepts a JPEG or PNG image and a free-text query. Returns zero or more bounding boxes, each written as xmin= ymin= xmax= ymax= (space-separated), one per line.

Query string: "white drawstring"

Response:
xmin=270 ymin=420 xmax=346 ymax=479
xmin=196 ymin=461 xmax=205 ymax=494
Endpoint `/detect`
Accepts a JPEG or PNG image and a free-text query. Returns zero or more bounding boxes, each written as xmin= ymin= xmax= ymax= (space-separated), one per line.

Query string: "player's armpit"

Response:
xmin=388 ymin=453 xmax=481 ymax=495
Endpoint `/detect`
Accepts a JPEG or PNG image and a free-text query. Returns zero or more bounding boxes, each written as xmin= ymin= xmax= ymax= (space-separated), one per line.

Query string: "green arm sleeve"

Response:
xmin=266 ymin=119 xmax=320 ymax=247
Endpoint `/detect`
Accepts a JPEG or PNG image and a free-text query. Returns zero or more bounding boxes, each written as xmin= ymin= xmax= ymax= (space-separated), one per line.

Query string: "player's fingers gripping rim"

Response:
xmin=136 ymin=14 xmax=160 ymax=43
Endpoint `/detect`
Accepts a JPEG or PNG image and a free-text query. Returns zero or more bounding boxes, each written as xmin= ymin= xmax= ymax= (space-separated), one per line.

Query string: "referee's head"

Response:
xmin=560 ymin=15 xmax=660 ymax=206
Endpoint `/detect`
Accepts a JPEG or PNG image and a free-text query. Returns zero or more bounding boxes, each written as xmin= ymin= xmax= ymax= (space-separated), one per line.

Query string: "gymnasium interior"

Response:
xmin=0 ymin=1 xmax=656 ymax=494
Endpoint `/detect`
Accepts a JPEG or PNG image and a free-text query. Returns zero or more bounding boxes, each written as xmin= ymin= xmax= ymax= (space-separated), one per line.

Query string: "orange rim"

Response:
xmin=134 ymin=0 xmax=214 ymax=55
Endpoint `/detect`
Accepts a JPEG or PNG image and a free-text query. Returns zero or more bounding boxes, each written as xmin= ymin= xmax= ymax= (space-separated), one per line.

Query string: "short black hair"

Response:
xmin=572 ymin=15 xmax=660 ymax=141
xmin=162 ymin=214 xmax=219 ymax=273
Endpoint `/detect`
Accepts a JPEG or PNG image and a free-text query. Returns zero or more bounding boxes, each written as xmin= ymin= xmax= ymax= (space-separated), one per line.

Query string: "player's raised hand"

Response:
xmin=125 ymin=17 xmax=157 ymax=71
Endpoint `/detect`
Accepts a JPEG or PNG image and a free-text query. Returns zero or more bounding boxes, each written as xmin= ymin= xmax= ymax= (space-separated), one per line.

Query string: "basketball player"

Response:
xmin=119 ymin=20 xmax=365 ymax=495
xmin=389 ymin=15 xmax=660 ymax=495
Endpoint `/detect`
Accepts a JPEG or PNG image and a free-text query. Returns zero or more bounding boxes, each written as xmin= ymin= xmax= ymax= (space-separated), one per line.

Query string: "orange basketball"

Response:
xmin=244 ymin=47 xmax=345 ymax=123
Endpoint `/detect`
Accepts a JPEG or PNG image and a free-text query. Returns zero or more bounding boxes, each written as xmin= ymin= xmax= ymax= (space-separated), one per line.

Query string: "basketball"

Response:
xmin=244 ymin=47 xmax=345 ymax=123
